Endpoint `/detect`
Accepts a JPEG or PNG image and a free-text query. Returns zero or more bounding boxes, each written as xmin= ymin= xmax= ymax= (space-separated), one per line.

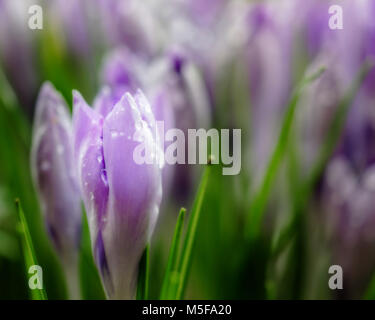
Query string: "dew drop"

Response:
xmin=100 ymin=169 xmax=108 ymax=187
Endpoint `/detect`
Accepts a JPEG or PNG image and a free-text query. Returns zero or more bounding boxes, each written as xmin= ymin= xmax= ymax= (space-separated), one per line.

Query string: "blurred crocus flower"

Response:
xmin=73 ymin=88 xmax=163 ymax=299
xmin=182 ymin=0 xmax=229 ymax=27
xmin=288 ymin=0 xmax=333 ymax=59
xmin=0 ymin=0 xmax=38 ymax=114
xmin=295 ymin=0 xmax=375 ymax=171
xmin=244 ymin=3 xmax=292 ymax=183
xmin=46 ymin=0 xmax=93 ymax=57
xmin=296 ymin=53 xmax=348 ymax=172
xmin=31 ymin=82 xmax=81 ymax=296
xmin=294 ymin=0 xmax=375 ymax=298
xmin=164 ymin=0 xmax=247 ymax=108
xmin=152 ymin=50 xmax=210 ymax=201
xmin=324 ymin=156 xmax=375 ymax=299
xmin=98 ymin=48 xmax=144 ymax=104
xmin=97 ymin=0 xmax=161 ymax=58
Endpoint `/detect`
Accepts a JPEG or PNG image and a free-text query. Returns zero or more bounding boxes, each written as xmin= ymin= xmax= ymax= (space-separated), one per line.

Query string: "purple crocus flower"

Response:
xmin=164 ymin=1 xmax=247 ymax=108
xmin=181 ymin=0 xmax=229 ymax=27
xmin=295 ymin=0 xmax=375 ymax=172
xmin=73 ymin=88 xmax=163 ymax=299
xmin=31 ymin=82 xmax=81 ymax=296
xmin=98 ymin=47 xmax=144 ymax=103
xmin=99 ymin=47 xmax=210 ymax=203
xmin=294 ymin=0 xmax=375 ymax=298
xmin=97 ymin=0 xmax=160 ymax=58
xmin=288 ymin=0 xmax=333 ymax=58
xmin=97 ymin=48 xmax=176 ymax=199
xmin=0 ymin=0 xmax=37 ymax=114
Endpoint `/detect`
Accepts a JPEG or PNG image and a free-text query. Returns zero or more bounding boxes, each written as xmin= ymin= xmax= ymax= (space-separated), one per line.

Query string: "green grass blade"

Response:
xmin=246 ymin=67 xmax=325 ymax=241
xmin=79 ymin=208 xmax=106 ymax=300
xmin=136 ymin=245 xmax=150 ymax=300
xmin=160 ymin=208 xmax=186 ymax=299
xmin=175 ymin=165 xmax=211 ymax=299
xmin=15 ymin=199 xmax=48 ymax=300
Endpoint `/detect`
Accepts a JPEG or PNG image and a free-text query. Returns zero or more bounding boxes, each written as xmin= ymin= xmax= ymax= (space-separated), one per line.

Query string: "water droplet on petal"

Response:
xmin=100 ymin=169 xmax=108 ymax=187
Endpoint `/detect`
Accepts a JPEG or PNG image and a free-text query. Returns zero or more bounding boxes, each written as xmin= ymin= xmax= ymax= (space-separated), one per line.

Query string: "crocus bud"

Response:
xmin=73 ymin=89 xmax=162 ymax=299
xmin=98 ymin=47 xmax=144 ymax=105
xmin=31 ymin=82 xmax=81 ymax=296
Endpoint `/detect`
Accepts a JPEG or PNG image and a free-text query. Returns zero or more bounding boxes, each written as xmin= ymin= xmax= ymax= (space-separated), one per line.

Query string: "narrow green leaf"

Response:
xmin=15 ymin=199 xmax=48 ymax=300
xmin=175 ymin=165 xmax=211 ymax=299
xmin=79 ymin=208 xmax=106 ymax=300
xmin=246 ymin=67 xmax=325 ymax=241
xmin=160 ymin=208 xmax=186 ymax=299
xmin=136 ymin=244 xmax=150 ymax=300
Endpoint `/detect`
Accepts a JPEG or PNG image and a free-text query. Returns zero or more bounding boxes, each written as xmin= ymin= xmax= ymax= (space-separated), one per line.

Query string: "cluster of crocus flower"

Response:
xmin=22 ymin=0 xmax=375 ymax=299
xmin=28 ymin=0 xmax=214 ymax=299
xmin=32 ymin=81 xmax=164 ymax=299
xmin=293 ymin=0 xmax=375 ymax=298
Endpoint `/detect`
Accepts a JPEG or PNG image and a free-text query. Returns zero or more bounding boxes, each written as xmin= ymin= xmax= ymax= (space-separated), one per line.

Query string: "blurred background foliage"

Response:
xmin=1 ymin=0 xmax=375 ymax=300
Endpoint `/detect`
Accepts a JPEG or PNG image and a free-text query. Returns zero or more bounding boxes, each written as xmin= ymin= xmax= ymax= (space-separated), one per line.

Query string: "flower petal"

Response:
xmin=72 ymin=91 xmax=108 ymax=247
xmin=31 ymin=82 xmax=81 ymax=262
xmin=101 ymin=93 xmax=162 ymax=298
